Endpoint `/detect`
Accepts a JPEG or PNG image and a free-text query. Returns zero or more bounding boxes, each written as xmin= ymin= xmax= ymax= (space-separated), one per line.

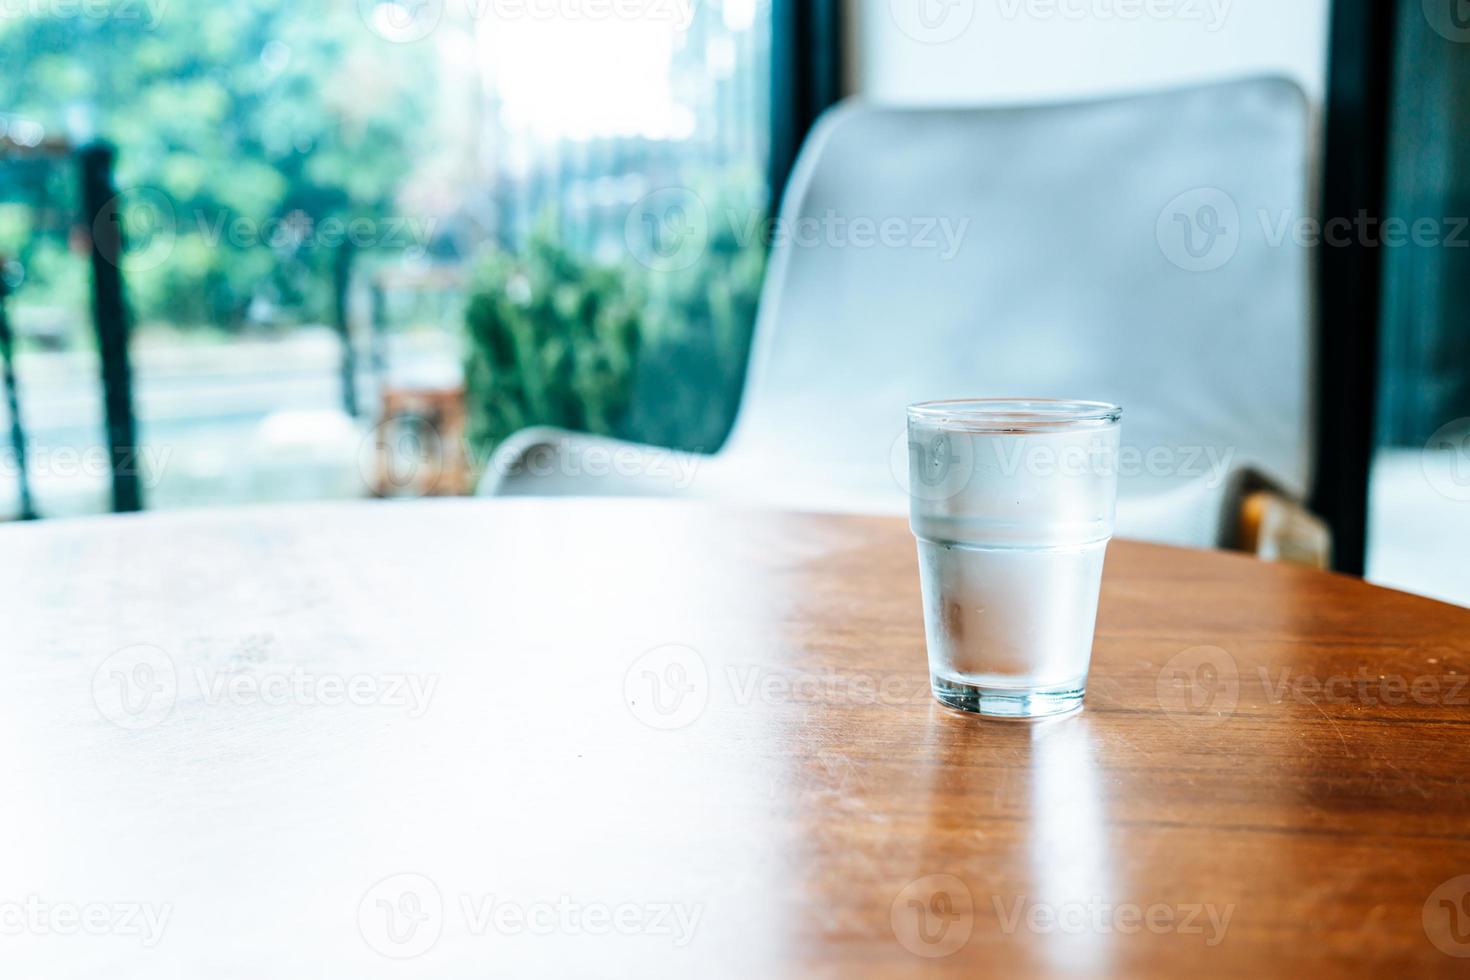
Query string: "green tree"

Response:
xmin=0 ymin=0 xmax=434 ymax=332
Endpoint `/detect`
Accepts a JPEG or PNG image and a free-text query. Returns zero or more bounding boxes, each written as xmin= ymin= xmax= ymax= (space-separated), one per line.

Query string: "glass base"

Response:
xmin=931 ymin=675 xmax=1085 ymax=719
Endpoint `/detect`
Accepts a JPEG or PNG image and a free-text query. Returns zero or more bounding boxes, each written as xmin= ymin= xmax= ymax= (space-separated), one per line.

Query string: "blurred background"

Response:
xmin=0 ymin=0 xmax=770 ymax=510
xmin=0 ymin=0 xmax=1466 ymax=604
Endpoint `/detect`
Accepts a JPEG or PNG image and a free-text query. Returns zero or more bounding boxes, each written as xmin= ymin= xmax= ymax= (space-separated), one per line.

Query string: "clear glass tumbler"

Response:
xmin=907 ymin=399 xmax=1122 ymax=719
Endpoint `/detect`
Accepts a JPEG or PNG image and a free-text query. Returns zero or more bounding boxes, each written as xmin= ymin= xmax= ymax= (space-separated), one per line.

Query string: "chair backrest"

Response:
xmin=722 ymin=77 xmax=1314 ymax=536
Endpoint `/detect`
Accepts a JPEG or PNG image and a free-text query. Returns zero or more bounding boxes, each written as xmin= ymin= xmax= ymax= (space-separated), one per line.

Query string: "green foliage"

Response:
xmin=463 ymin=230 xmax=645 ymax=454
xmin=5 ymin=6 xmax=769 ymax=457
xmin=464 ymin=178 xmax=768 ymax=460
xmin=0 ymin=1 xmax=433 ymax=333
xmin=622 ymin=184 xmax=767 ymax=452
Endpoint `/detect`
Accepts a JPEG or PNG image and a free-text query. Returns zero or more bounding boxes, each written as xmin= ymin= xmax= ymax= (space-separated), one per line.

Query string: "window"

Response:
xmin=0 ymin=0 xmax=772 ymax=517
xmin=1367 ymin=0 xmax=1470 ymax=605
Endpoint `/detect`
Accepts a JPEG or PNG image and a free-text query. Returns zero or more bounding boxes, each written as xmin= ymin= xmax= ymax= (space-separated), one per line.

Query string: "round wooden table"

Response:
xmin=4 ymin=500 xmax=1469 ymax=977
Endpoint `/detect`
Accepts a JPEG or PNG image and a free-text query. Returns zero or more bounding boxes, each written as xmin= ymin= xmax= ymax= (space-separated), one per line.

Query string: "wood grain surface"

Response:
xmin=3 ymin=499 xmax=1468 ymax=977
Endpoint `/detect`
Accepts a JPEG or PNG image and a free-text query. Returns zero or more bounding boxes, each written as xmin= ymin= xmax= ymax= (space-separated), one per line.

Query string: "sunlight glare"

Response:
xmin=477 ymin=14 xmax=685 ymax=144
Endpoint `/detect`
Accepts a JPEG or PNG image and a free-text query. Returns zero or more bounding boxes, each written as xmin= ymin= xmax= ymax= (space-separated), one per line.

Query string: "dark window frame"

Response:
xmin=1314 ymin=0 xmax=1400 ymax=574
xmin=769 ymin=0 xmax=844 ymax=217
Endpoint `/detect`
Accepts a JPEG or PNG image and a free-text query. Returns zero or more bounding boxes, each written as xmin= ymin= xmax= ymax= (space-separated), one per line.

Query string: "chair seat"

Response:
xmin=486 ymin=427 xmax=1237 ymax=549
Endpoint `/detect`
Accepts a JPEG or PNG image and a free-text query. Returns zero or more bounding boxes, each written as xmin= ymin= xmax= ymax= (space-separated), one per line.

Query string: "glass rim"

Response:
xmin=907 ymin=398 xmax=1123 ymax=431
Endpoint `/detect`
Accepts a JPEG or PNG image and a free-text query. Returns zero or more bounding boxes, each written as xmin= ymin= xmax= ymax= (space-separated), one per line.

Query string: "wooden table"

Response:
xmin=4 ymin=500 xmax=1469 ymax=977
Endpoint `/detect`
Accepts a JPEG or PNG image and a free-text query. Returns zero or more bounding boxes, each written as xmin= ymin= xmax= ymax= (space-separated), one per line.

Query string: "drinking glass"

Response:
xmin=907 ymin=399 xmax=1122 ymax=719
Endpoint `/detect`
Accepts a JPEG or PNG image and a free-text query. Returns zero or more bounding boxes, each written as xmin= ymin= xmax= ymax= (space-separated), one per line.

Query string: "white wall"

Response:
xmin=849 ymin=0 xmax=1331 ymax=105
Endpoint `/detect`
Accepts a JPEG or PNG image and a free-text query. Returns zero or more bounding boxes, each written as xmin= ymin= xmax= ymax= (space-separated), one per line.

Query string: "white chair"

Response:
xmin=480 ymin=76 xmax=1323 ymax=556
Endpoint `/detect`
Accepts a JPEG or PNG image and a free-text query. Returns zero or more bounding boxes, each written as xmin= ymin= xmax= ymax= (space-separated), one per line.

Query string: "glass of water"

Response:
xmin=907 ymin=399 xmax=1122 ymax=719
